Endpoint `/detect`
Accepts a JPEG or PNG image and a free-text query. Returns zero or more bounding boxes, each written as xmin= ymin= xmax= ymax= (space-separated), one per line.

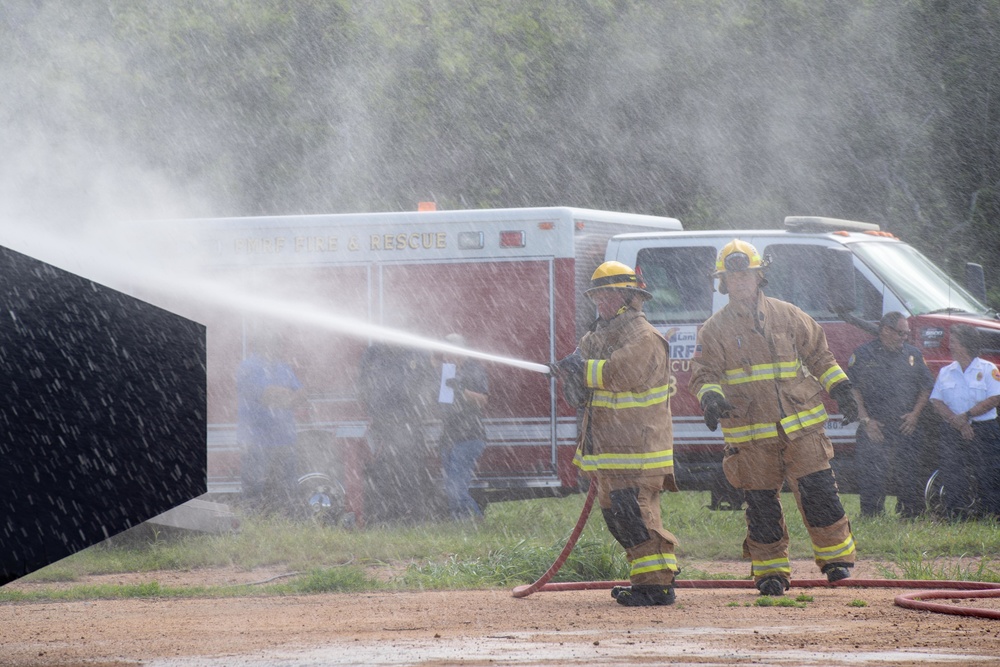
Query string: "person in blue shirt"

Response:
xmin=847 ymin=312 xmax=933 ymax=518
xmin=237 ymin=325 xmax=304 ymax=515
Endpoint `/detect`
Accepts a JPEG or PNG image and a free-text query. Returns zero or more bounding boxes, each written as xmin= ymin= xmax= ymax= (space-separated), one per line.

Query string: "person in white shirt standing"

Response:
xmin=929 ymin=324 xmax=1000 ymax=518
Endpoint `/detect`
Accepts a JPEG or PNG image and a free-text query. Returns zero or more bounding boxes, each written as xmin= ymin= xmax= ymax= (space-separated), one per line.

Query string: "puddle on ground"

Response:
xmin=143 ymin=628 xmax=994 ymax=666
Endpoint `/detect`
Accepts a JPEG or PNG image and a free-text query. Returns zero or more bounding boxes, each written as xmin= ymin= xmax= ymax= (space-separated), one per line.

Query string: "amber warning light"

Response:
xmin=499 ymin=230 xmax=526 ymax=248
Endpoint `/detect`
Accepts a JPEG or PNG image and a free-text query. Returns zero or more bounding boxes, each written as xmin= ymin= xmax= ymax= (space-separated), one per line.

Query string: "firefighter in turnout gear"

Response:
xmin=550 ymin=261 xmax=680 ymax=607
xmin=689 ymin=240 xmax=858 ymax=596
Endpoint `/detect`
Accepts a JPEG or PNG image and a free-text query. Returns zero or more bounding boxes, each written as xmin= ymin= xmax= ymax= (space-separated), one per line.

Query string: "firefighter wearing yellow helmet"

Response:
xmin=690 ymin=240 xmax=859 ymax=596
xmin=550 ymin=260 xmax=680 ymax=607
xmin=712 ymin=238 xmax=767 ymax=294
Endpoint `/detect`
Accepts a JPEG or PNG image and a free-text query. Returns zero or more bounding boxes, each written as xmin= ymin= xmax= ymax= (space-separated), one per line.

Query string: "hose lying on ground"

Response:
xmin=512 ymin=483 xmax=1000 ymax=619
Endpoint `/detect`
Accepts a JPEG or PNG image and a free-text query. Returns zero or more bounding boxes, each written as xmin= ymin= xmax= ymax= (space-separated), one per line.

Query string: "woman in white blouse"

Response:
xmin=929 ymin=325 xmax=1000 ymax=518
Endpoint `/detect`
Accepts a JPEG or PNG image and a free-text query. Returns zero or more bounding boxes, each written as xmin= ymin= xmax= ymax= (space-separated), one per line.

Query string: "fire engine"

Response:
xmin=164 ymin=208 xmax=1000 ymax=518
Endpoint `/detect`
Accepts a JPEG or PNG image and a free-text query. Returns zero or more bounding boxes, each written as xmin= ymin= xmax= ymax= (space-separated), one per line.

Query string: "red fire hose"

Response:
xmin=511 ymin=481 xmax=597 ymax=598
xmin=511 ymin=485 xmax=1000 ymax=619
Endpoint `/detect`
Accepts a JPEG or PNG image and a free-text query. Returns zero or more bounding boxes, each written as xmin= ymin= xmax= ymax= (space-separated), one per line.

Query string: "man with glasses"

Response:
xmin=690 ymin=239 xmax=858 ymax=597
xmin=847 ymin=312 xmax=934 ymax=518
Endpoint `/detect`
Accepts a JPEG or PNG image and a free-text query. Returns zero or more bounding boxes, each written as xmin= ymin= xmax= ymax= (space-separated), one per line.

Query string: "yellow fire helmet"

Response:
xmin=713 ymin=239 xmax=766 ymax=276
xmin=585 ymin=261 xmax=653 ymax=300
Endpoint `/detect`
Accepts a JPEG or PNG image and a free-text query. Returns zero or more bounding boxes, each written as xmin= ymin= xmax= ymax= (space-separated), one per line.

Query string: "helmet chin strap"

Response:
xmin=615 ymin=291 xmax=635 ymax=317
xmin=593 ymin=290 xmax=635 ymax=322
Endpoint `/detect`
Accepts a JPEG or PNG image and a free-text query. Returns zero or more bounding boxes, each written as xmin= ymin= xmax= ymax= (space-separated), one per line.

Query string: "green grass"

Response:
xmin=5 ymin=491 xmax=1000 ymax=601
xmin=755 ymin=595 xmax=807 ymax=608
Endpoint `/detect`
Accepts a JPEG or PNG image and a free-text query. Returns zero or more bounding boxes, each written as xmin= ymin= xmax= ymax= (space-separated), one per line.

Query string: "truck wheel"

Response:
xmin=297 ymin=472 xmax=347 ymax=526
xmin=709 ymin=485 xmax=745 ymax=511
xmin=924 ymin=469 xmax=946 ymax=518
xmin=925 ymin=468 xmax=981 ymax=519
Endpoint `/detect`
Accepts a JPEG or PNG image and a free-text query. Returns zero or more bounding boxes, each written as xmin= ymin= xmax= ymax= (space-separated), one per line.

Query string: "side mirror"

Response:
xmin=965 ymin=262 xmax=987 ymax=305
xmin=824 ymin=247 xmax=856 ymax=314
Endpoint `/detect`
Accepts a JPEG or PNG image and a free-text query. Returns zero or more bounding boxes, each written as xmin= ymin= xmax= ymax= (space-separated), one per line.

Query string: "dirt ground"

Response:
xmin=2 ymin=559 xmax=1000 ymax=667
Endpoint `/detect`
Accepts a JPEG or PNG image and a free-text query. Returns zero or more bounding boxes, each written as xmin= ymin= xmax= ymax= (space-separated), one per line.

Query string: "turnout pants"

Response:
xmin=722 ymin=427 xmax=856 ymax=582
xmin=597 ymin=474 xmax=679 ymax=587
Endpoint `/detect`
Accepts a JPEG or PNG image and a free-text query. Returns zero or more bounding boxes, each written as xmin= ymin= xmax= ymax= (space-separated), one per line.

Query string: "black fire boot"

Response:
xmin=822 ymin=562 xmax=852 ymax=583
xmin=756 ymin=575 xmax=790 ymax=596
xmin=613 ymin=584 xmax=676 ymax=607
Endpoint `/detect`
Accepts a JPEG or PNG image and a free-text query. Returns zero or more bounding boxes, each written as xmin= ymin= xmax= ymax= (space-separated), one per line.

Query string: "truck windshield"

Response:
xmin=851 ymin=241 xmax=994 ymax=317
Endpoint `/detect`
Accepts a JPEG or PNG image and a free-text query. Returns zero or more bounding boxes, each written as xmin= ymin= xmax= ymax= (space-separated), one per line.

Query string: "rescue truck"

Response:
xmin=169 ymin=206 xmax=681 ymax=519
xmin=607 ymin=215 xmax=1000 ymax=507
xmin=168 ymin=208 xmax=1000 ymax=516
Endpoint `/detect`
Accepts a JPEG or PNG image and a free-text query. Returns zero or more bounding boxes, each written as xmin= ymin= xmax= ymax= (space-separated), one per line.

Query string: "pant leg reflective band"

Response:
xmin=751 ymin=557 xmax=791 ymax=579
xmin=630 ymin=552 xmax=678 ymax=577
xmin=813 ymin=534 xmax=856 ymax=563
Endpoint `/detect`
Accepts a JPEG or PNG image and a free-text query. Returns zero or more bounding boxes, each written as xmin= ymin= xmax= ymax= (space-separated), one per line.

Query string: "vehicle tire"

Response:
xmin=924 ymin=469 xmax=946 ymax=518
xmin=709 ymin=482 xmax=745 ymax=511
xmin=297 ymin=471 xmax=347 ymax=525
xmin=925 ymin=468 xmax=981 ymax=519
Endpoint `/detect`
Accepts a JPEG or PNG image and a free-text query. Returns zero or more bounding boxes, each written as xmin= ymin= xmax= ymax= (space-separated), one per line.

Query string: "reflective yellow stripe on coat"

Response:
xmin=779 ymin=403 xmax=828 ymax=436
xmin=573 ymin=448 xmax=674 ymax=472
xmin=723 ymin=360 xmax=802 ymax=384
xmin=721 ymin=404 xmax=828 ymax=445
xmin=819 ymin=365 xmax=848 ymax=392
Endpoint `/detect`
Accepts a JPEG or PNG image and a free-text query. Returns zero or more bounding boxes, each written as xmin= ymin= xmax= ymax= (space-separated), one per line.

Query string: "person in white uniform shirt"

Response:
xmin=929 ymin=324 xmax=1000 ymax=518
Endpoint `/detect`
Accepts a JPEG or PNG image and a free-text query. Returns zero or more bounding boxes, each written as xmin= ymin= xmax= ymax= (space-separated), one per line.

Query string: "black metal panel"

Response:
xmin=0 ymin=245 xmax=206 ymax=586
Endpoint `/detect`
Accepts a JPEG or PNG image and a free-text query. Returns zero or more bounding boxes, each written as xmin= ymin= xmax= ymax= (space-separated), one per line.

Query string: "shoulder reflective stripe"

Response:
xmin=721 ymin=422 xmax=779 ymax=444
xmin=696 ymin=384 xmax=725 ymax=401
xmin=813 ymin=534 xmax=856 ymax=561
xmin=585 ymin=359 xmax=605 ymax=389
xmin=723 ymin=360 xmax=802 ymax=384
xmin=591 ymin=384 xmax=671 ymax=409
xmin=573 ymin=448 xmax=673 ymax=471
xmin=751 ymin=557 xmax=791 ymax=578
xmin=779 ymin=403 xmax=828 ymax=434
xmin=819 ymin=365 xmax=848 ymax=392
xmin=630 ymin=553 xmax=678 ymax=576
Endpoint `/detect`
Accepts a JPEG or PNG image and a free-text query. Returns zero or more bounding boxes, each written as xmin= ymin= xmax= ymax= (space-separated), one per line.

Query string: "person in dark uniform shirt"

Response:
xmin=847 ymin=312 xmax=934 ymax=518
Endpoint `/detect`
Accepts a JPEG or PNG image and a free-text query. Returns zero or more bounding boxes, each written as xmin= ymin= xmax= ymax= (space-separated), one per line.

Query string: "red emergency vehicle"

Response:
xmin=168 ymin=209 xmax=1000 ymax=517
xmin=170 ymin=207 xmax=680 ymax=518
xmin=607 ymin=215 xmax=1000 ymax=507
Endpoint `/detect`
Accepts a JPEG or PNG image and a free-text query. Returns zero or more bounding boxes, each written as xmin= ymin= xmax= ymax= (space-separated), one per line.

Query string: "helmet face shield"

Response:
xmin=714 ymin=239 xmax=765 ymax=276
xmin=723 ymin=251 xmax=751 ymax=273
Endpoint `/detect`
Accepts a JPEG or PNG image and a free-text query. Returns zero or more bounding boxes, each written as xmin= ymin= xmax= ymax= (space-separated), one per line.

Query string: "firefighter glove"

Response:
xmin=830 ymin=382 xmax=859 ymax=424
xmin=700 ymin=392 xmax=734 ymax=432
xmin=549 ymin=349 xmax=585 ymax=379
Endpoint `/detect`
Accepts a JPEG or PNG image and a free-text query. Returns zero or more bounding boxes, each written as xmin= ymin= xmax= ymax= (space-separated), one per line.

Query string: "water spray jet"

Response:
xmin=0 ymin=227 xmax=552 ymax=374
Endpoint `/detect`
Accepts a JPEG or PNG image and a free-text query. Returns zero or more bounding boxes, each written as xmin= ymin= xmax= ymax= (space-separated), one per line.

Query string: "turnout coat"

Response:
xmin=689 ymin=291 xmax=849 ymax=448
xmin=573 ymin=309 xmax=676 ymax=485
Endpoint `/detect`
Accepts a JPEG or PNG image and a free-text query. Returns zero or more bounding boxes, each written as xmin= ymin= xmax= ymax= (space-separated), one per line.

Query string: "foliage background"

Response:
xmin=2 ymin=0 xmax=998 ymax=305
